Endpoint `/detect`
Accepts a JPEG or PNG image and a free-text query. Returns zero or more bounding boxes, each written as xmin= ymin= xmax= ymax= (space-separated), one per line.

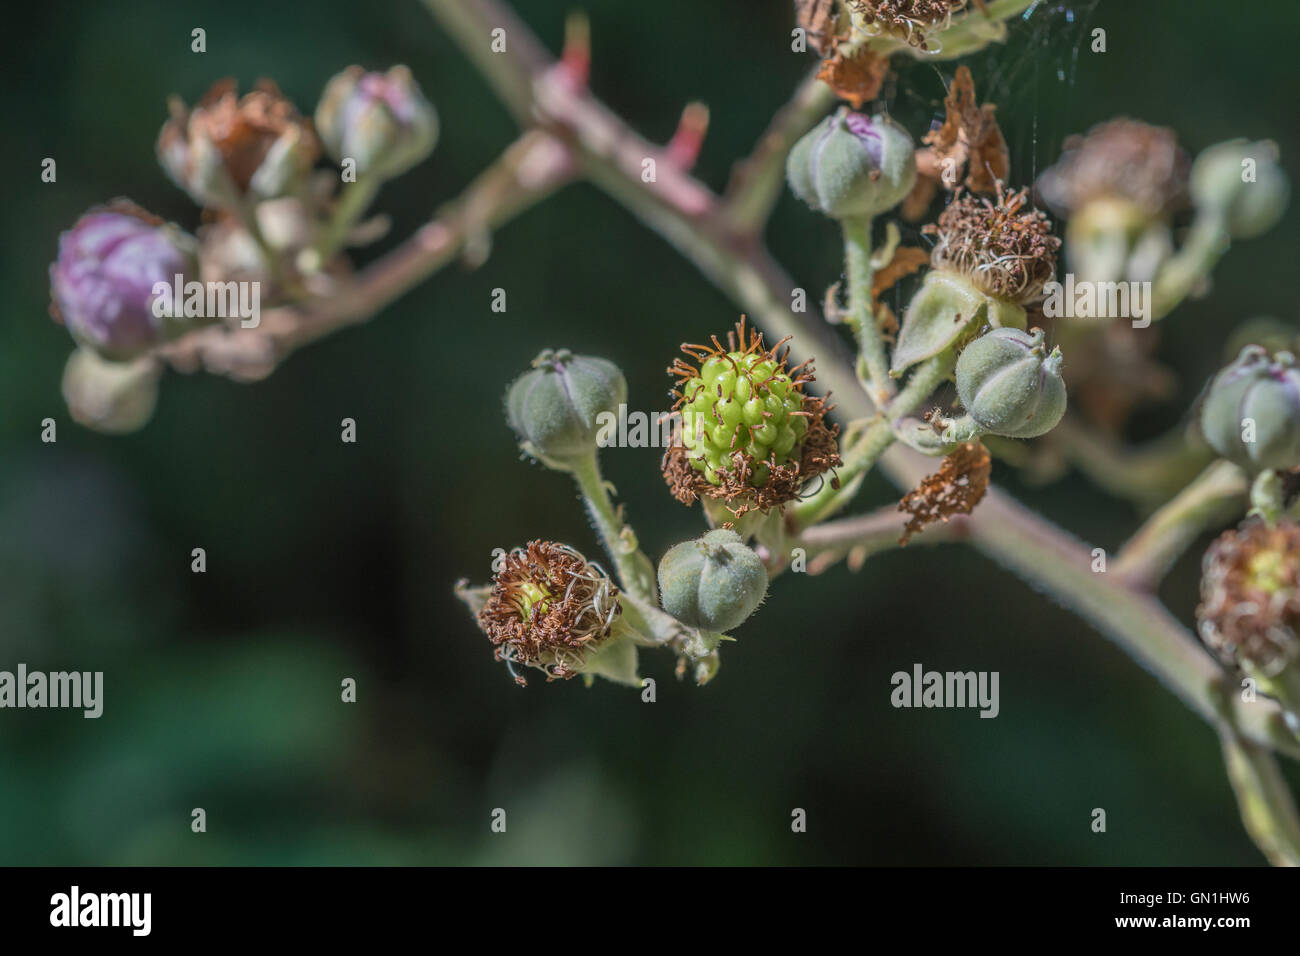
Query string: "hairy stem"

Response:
xmin=842 ymin=216 xmax=895 ymax=405
xmin=569 ymin=453 xmax=658 ymax=604
xmin=1113 ymin=460 xmax=1249 ymax=589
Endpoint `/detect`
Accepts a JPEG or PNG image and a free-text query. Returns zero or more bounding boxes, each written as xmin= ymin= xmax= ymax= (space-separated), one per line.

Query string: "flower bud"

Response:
xmin=787 ymin=108 xmax=917 ymax=220
xmin=657 ymin=529 xmax=768 ymax=633
xmin=48 ymin=202 xmax=197 ymax=359
xmin=157 ymin=79 xmax=319 ymax=207
xmin=61 ymin=348 xmax=161 ymax=435
xmin=506 ymin=349 xmax=627 ymax=467
xmin=1190 ymin=139 xmax=1289 ymax=240
xmin=662 ymin=318 xmax=840 ymax=517
xmin=1200 ymin=346 xmax=1300 ymax=473
xmin=955 ymin=327 xmax=1066 ymax=439
xmin=315 ymin=66 xmax=438 ymax=180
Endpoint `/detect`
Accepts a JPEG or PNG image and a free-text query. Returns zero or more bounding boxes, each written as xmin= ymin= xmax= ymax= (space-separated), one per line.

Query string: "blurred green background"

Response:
xmin=2 ymin=0 xmax=1297 ymax=865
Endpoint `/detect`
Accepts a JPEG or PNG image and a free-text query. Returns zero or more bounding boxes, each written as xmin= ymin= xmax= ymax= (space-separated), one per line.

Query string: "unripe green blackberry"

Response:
xmin=663 ymin=319 xmax=840 ymax=516
xmin=505 ymin=349 xmax=626 ymax=468
xmin=658 ymin=529 xmax=768 ymax=633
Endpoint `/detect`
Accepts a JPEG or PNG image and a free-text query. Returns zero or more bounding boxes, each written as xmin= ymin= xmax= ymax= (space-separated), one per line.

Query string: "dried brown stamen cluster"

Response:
xmin=477 ymin=541 xmax=620 ymax=685
xmin=849 ymin=0 xmax=970 ymax=49
xmin=1036 ymin=118 xmax=1189 ymax=219
xmin=1197 ymin=521 xmax=1300 ymax=674
xmin=898 ymin=441 xmax=990 ymax=544
xmin=926 ymin=183 xmax=1061 ymax=303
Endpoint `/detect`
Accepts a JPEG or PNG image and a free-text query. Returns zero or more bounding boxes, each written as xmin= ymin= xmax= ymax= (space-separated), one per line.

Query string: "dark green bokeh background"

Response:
xmin=2 ymin=0 xmax=1297 ymax=864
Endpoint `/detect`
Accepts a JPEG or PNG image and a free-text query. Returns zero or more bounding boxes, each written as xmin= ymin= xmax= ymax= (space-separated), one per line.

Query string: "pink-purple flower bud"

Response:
xmin=48 ymin=203 xmax=196 ymax=359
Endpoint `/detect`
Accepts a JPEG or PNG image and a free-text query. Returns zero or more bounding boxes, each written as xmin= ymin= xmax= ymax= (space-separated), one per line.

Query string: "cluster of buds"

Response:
xmin=47 ymin=66 xmax=439 ymax=434
xmin=662 ymin=319 xmax=841 ymax=518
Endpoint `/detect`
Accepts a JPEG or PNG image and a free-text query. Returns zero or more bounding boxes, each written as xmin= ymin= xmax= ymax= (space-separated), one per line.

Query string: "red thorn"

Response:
xmin=667 ymin=102 xmax=710 ymax=170
xmin=560 ymin=12 xmax=591 ymax=88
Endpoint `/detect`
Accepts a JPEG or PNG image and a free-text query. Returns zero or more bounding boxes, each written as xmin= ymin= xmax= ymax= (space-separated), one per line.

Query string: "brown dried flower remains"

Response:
xmin=898 ymin=441 xmax=990 ymax=544
xmin=160 ymin=78 xmax=319 ymax=195
xmin=1197 ymin=521 xmax=1300 ymax=674
xmin=1035 ymin=118 xmax=1189 ymax=219
xmin=478 ymin=541 xmax=620 ymax=685
xmin=817 ymin=47 xmax=891 ymax=108
xmin=850 ymin=1 xmax=970 ymax=49
xmin=926 ymin=183 xmax=1061 ymax=303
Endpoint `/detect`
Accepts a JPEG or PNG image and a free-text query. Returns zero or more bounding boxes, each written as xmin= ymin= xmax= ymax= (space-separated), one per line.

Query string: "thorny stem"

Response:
xmin=134 ymin=0 xmax=1296 ymax=862
xmin=842 ymin=216 xmax=895 ymax=405
xmin=419 ymin=0 xmax=1300 ymax=769
xmin=569 ymin=453 xmax=659 ymax=605
xmin=1113 ymin=460 xmax=1250 ymax=590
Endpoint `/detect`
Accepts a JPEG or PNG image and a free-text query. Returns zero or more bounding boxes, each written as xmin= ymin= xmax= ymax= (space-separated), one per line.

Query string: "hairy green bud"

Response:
xmin=955 ymin=327 xmax=1066 ymax=439
xmin=505 ymin=349 xmax=627 ymax=467
xmin=1201 ymin=346 xmax=1300 ymax=473
xmin=657 ymin=529 xmax=768 ymax=633
xmin=786 ymin=108 xmax=917 ymax=220
xmin=1190 ymin=139 xmax=1289 ymax=240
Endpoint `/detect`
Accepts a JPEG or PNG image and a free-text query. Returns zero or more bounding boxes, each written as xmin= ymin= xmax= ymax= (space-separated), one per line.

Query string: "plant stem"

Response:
xmin=1152 ymin=211 xmax=1230 ymax=321
xmin=1220 ymin=728 xmax=1300 ymax=866
xmin=306 ymin=176 xmax=381 ymax=269
xmin=842 ymin=216 xmax=895 ymax=405
xmin=792 ymin=416 xmax=895 ymax=528
xmin=1050 ymin=414 xmax=1215 ymax=508
xmin=1112 ymin=460 xmax=1249 ymax=589
xmin=569 ymin=453 xmax=658 ymax=604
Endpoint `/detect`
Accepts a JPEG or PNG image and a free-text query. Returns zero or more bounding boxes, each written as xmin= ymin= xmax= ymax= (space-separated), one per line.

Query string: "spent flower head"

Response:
xmin=475 ymin=541 xmax=624 ymax=685
xmin=157 ymin=79 xmax=319 ymax=207
xmin=662 ymin=318 xmax=840 ymax=517
xmin=1198 ymin=520 xmax=1300 ymax=675
xmin=1036 ymin=119 xmax=1189 ymax=221
xmin=926 ymin=183 xmax=1060 ymax=304
xmin=848 ymin=0 xmax=968 ymax=50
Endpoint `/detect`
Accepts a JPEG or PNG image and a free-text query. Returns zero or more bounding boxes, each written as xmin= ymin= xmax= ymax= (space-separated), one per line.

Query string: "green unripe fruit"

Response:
xmin=506 ymin=349 xmax=626 ymax=465
xmin=787 ymin=108 xmax=917 ymax=220
xmin=955 ymin=327 xmax=1067 ymax=439
xmin=657 ymin=529 xmax=768 ymax=632
xmin=680 ymin=349 xmax=806 ymax=487
xmin=1201 ymin=346 xmax=1300 ymax=473
xmin=1190 ymin=139 xmax=1289 ymax=240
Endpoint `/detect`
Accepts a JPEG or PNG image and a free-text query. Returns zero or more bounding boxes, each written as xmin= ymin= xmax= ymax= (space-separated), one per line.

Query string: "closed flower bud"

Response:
xmin=48 ymin=202 xmax=197 ymax=359
xmin=662 ymin=318 xmax=841 ymax=517
xmin=61 ymin=348 xmax=161 ymax=435
xmin=1200 ymin=346 xmax=1300 ymax=473
xmin=471 ymin=541 xmax=636 ymax=686
xmin=506 ymin=349 xmax=627 ymax=467
xmin=657 ymin=529 xmax=768 ymax=633
xmin=1190 ymin=139 xmax=1289 ymax=240
xmin=787 ymin=108 xmax=917 ymax=220
xmin=315 ymin=66 xmax=438 ymax=180
xmin=157 ymin=79 xmax=319 ymax=207
xmin=955 ymin=327 xmax=1066 ymax=439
